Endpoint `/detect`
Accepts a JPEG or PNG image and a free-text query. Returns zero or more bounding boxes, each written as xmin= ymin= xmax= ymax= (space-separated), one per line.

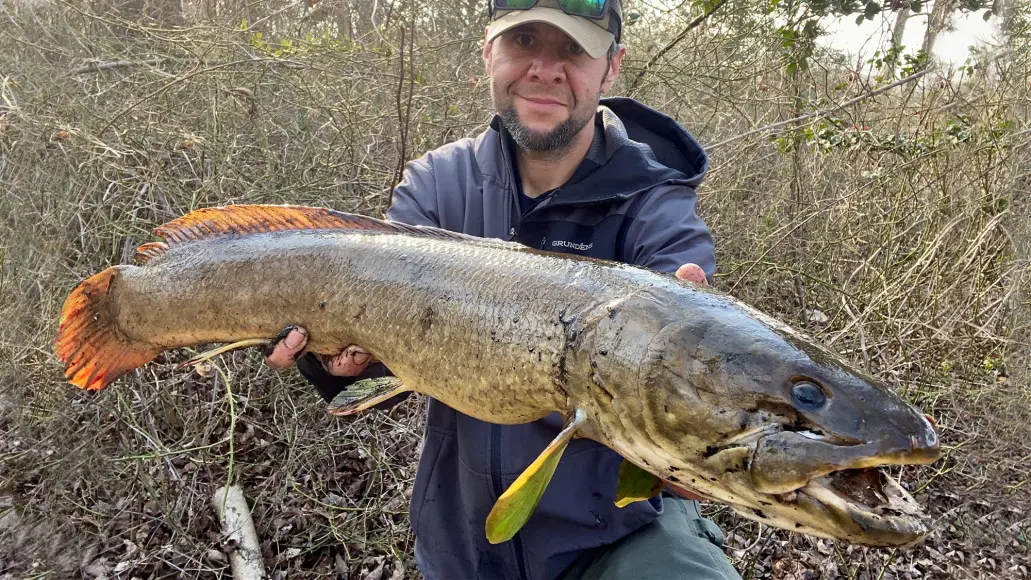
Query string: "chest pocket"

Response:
xmin=514 ymin=214 xmax=628 ymax=261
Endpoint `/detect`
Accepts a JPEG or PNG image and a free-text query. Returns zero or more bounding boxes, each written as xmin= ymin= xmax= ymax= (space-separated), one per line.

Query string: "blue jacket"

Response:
xmin=299 ymin=97 xmax=716 ymax=580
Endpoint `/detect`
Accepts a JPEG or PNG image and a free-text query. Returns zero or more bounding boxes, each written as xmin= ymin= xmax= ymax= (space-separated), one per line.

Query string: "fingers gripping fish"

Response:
xmin=54 ymin=205 xmax=940 ymax=548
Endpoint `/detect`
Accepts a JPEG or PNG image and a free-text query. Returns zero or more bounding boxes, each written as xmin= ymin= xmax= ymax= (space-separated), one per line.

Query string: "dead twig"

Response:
xmin=70 ymin=57 xmax=168 ymax=74
xmin=71 ymin=56 xmax=309 ymax=75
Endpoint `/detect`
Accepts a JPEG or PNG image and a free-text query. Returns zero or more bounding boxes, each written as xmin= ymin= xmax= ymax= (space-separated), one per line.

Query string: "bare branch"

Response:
xmin=70 ymin=57 xmax=169 ymax=74
xmin=705 ymin=68 xmax=931 ymax=151
xmin=627 ymin=0 xmax=731 ymax=96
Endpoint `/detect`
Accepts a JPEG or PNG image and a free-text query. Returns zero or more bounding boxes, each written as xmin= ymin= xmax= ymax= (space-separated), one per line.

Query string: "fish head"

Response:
xmin=628 ymin=290 xmax=941 ymax=547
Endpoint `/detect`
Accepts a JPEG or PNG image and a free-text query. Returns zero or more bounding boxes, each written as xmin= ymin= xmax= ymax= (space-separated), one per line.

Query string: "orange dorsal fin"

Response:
xmin=153 ymin=205 xmax=489 ymax=246
xmin=134 ymin=241 xmax=169 ymax=264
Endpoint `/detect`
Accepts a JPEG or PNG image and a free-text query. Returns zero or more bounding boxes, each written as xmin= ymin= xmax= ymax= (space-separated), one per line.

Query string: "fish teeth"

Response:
xmin=798 ymin=430 xmax=828 ymax=440
xmin=717 ymin=424 xmax=780 ymax=447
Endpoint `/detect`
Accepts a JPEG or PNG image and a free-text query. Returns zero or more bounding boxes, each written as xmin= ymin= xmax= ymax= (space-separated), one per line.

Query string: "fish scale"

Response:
xmin=120 ymin=229 xmax=601 ymax=422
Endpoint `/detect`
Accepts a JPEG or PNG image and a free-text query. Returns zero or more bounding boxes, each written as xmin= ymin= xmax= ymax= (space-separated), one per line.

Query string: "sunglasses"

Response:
xmin=491 ymin=0 xmax=612 ymax=20
xmin=490 ymin=0 xmax=621 ymax=41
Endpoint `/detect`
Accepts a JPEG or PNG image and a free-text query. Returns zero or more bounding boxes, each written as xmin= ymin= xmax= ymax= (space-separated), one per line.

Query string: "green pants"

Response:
xmin=558 ymin=497 xmax=742 ymax=580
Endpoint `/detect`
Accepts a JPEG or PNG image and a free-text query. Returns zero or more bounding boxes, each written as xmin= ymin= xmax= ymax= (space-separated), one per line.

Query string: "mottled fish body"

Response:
xmin=55 ymin=205 xmax=940 ymax=548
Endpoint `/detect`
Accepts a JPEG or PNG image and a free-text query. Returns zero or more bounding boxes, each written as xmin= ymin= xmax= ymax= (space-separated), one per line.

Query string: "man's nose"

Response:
xmin=527 ymin=58 xmax=566 ymax=83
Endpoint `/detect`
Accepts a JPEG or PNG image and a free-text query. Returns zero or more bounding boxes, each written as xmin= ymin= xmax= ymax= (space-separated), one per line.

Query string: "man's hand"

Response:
xmin=667 ymin=262 xmax=708 ymax=501
xmin=675 ymin=263 xmax=707 ymax=285
xmin=265 ymin=326 xmax=376 ymax=376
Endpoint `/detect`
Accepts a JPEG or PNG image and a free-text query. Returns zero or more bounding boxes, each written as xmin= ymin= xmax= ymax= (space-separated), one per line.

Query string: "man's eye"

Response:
xmin=514 ymin=34 xmax=534 ymax=47
xmin=566 ymin=42 xmax=585 ymax=56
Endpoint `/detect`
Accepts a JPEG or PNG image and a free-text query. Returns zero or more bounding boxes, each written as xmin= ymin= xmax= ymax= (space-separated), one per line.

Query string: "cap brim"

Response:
xmin=486 ymin=7 xmax=613 ymax=59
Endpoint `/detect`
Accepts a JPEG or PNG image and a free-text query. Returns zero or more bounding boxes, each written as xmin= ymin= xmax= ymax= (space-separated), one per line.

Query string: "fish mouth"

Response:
xmin=709 ymin=425 xmax=940 ymax=546
xmin=796 ymin=466 xmax=930 ymax=545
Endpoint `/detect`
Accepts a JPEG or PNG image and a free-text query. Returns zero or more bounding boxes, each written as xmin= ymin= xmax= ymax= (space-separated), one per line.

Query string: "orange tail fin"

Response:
xmin=54 ymin=267 xmax=160 ymax=390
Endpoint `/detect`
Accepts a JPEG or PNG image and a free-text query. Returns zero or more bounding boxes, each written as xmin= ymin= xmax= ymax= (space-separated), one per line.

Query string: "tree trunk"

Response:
xmin=91 ymin=0 xmax=184 ymax=35
xmin=338 ymin=0 xmax=355 ymax=39
xmin=886 ymin=5 xmax=910 ymax=77
xmin=920 ymin=0 xmax=954 ymax=63
xmin=351 ymin=0 xmax=376 ymax=37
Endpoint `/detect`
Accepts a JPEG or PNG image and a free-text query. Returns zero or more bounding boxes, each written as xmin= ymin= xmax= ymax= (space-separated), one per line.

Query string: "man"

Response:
xmin=266 ymin=1 xmax=741 ymax=578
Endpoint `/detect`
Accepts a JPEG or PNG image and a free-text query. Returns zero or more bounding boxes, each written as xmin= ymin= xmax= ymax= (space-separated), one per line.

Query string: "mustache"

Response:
xmin=517 ymin=93 xmax=567 ymax=103
xmin=507 ymin=82 xmax=572 ymax=105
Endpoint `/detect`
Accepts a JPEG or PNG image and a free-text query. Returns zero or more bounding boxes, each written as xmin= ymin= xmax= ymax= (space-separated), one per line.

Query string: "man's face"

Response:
xmin=483 ymin=21 xmax=623 ymax=152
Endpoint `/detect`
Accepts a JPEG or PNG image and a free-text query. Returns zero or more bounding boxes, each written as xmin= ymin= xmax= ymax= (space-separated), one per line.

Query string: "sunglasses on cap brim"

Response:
xmin=491 ymin=0 xmax=613 ymax=20
xmin=490 ymin=0 xmax=622 ymax=41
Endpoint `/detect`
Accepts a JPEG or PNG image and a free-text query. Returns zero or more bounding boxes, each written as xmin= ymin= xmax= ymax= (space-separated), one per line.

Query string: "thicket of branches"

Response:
xmin=0 ymin=0 xmax=1028 ymax=578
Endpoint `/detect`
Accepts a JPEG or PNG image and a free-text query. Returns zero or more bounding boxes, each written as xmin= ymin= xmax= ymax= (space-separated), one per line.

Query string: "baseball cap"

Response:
xmin=486 ymin=0 xmax=622 ymax=59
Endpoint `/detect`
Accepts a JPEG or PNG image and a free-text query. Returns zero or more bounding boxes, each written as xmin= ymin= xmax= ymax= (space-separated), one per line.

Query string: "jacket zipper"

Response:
xmin=490 ymin=425 xmax=529 ymax=579
xmin=497 ymin=183 xmax=531 ymax=580
xmin=500 ymin=143 xmax=557 ymax=580
xmin=509 ymin=194 xmax=554 ymax=241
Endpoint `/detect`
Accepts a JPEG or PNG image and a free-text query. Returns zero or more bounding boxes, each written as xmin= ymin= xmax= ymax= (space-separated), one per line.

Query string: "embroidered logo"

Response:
xmin=552 ymin=240 xmax=593 ymax=251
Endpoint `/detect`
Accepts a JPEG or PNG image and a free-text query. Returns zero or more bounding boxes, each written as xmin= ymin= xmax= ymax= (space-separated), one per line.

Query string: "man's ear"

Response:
xmin=601 ymin=45 xmax=626 ymax=93
xmin=483 ymin=27 xmax=493 ymax=67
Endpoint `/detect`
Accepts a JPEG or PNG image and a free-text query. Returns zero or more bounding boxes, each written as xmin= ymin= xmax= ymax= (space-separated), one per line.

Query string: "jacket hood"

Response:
xmin=598 ymin=96 xmax=708 ymax=186
xmin=486 ymin=97 xmax=708 ymax=206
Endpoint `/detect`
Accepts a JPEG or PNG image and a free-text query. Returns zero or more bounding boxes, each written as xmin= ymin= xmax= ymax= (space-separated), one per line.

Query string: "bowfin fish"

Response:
xmin=55 ymin=204 xmax=941 ymax=547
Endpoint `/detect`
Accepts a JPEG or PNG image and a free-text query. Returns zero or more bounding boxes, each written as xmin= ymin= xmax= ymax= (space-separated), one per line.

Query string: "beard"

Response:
xmin=493 ymin=83 xmax=598 ymax=153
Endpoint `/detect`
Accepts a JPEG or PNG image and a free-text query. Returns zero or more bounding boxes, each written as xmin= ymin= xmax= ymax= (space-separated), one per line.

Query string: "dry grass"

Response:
xmin=1 ymin=1 xmax=1029 ymax=578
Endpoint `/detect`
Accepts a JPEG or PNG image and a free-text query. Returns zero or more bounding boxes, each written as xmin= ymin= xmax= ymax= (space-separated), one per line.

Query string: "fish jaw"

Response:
xmin=795 ymin=468 xmax=932 ymax=546
xmin=703 ymin=464 xmax=932 ymax=547
xmin=748 ymin=428 xmax=939 ymax=495
xmin=596 ymin=418 xmax=941 ymax=548
xmin=735 ymin=423 xmax=939 ymax=546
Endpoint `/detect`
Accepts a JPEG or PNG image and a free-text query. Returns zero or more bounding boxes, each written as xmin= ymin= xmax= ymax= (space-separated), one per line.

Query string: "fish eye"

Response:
xmin=791 ymin=381 xmax=827 ymax=408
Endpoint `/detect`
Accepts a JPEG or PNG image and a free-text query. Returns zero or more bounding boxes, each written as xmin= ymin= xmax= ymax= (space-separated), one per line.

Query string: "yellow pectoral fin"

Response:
xmin=327 ymin=377 xmax=408 ymax=415
xmin=485 ymin=409 xmax=586 ymax=544
xmin=614 ymin=459 xmax=664 ymax=508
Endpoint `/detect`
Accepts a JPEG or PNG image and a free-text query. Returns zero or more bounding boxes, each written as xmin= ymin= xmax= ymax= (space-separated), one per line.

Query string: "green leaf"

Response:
xmin=864 ymin=1 xmax=881 ymax=20
xmin=982 ymin=9 xmax=992 ymax=20
xmin=779 ymin=27 xmax=797 ymax=48
xmin=856 ymin=13 xmax=866 ymax=24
